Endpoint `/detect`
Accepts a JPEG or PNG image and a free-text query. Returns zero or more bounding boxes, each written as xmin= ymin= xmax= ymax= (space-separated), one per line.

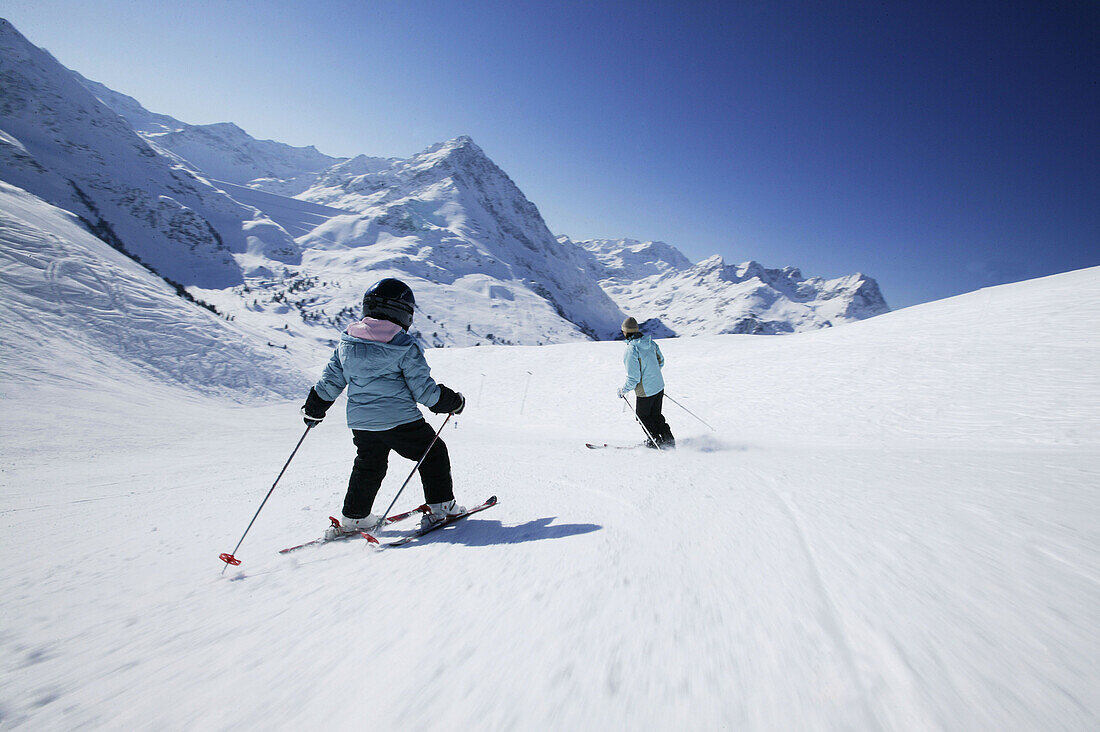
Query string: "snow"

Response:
xmin=212 ymin=179 xmax=355 ymax=239
xmin=0 ymin=182 xmax=304 ymax=399
xmin=2 ymin=258 xmax=1098 ymax=728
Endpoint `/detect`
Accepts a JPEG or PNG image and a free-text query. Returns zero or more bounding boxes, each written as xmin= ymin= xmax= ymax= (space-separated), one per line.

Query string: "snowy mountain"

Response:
xmin=284 ymin=135 xmax=629 ymax=341
xmin=574 ymin=236 xmax=695 ymax=280
xmin=176 ymin=132 xmax=630 ymax=349
xmin=1 ymin=17 xmax=886 ymax=353
xmin=0 ymin=19 xmax=304 ymax=288
xmin=1 ymin=20 xmax=628 ymax=347
xmin=568 ymin=236 xmax=890 ymax=335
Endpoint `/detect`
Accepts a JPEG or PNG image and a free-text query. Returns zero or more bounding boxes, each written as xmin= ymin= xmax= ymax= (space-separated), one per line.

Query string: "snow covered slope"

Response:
xmin=0 ymin=181 xmax=304 ymax=399
xmin=569 ymin=236 xmax=890 ymax=335
xmin=1 ymin=266 xmax=1096 ymax=729
xmin=208 ymin=180 xmax=356 ymax=239
xmin=3 ymin=17 xmax=624 ymax=345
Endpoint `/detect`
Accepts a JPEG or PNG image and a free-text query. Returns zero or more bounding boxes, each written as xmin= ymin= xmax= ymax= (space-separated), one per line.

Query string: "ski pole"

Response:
xmin=372 ymin=413 xmax=452 ymax=532
xmin=519 ymin=371 xmax=533 ymax=414
xmin=664 ymin=393 xmax=716 ymax=432
xmin=220 ymin=423 xmax=314 ymax=572
xmin=620 ymin=393 xmax=662 ymax=451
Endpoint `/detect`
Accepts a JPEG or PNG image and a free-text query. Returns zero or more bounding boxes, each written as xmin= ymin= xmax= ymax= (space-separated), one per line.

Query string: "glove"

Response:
xmin=430 ymin=385 xmax=466 ymax=415
xmin=617 ymin=388 xmax=629 ymax=398
xmin=301 ymin=387 xmax=334 ymax=426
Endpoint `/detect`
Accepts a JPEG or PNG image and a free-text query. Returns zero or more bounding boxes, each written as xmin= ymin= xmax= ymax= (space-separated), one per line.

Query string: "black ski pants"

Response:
xmin=635 ymin=390 xmax=675 ymax=447
xmin=344 ymin=419 xmax=453 ymax=518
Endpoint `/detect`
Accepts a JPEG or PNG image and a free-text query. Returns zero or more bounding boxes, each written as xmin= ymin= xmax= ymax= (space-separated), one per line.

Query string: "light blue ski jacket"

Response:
xmin=621 ymin=334 xmax=665 ymax=398
xmin=312 ymin=318 xmax=442 ymax=431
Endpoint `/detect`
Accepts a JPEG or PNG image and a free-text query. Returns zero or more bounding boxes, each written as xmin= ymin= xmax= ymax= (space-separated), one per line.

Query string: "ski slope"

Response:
xmin=212 ymin=180 xmax=355 ymax=239
xmin=1 ymin=268 xmax=1098 ymax=729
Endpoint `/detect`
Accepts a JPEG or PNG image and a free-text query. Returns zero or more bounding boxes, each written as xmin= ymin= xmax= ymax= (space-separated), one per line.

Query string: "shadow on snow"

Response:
xmin=393 ymin=516 xmax=601 ymax=548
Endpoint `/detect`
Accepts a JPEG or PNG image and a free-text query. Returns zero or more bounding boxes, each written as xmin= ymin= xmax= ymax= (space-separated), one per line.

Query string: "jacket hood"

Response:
xmin=347 ymin=317 xmax=403 ymax=343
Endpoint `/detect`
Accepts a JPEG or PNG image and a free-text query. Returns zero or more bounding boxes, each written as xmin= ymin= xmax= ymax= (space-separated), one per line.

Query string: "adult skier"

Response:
xmin=617 ymin=317 xmax=675 ymax=448
xmin=300 ymin=278 xmax=467 ymax=534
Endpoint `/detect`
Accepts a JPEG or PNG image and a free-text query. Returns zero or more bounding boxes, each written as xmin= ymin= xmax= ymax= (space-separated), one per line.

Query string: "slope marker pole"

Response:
xmin=519 ymin=371 xmax=533 ymax=414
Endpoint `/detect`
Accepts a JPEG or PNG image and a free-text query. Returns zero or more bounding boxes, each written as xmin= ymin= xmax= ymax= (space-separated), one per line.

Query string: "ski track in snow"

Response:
xmin=742 ymin=462 xmax=881 ymax=730
xmin=1 ymin=268 xmax=1099 ymax=729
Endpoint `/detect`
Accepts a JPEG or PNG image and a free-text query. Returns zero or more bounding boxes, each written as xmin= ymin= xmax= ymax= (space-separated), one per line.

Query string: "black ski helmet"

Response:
xmin=362 ymin=278 xmax=415 ymax=330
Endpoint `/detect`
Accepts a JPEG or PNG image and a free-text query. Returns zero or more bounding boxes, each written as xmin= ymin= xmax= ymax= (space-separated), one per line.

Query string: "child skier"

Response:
xmin=617 ymin=317 xmax=675 ymax=448
xmin=300 ymin=278 xmax=467 ymax=534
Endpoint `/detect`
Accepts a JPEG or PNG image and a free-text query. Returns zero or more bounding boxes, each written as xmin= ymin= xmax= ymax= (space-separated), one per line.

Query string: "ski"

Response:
xmin=376 ymin=496 xmax=498 ymax=549
xmin=585 ymin=442 xmax=642 ymax=450
xmin=279 ymin=504 xmax=429 ymax=554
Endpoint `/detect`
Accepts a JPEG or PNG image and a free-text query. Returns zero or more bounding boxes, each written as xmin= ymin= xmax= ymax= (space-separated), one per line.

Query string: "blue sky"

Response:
xmin=5 ymin=1 xmax=1097 ymax=308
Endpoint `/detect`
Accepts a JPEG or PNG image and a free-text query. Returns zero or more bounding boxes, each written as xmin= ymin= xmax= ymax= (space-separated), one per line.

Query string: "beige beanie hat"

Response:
xmin=621 ymin=317 xmax=640 ymax=334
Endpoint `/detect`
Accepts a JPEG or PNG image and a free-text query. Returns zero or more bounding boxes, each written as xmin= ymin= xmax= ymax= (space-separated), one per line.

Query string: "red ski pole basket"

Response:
xmin=219 ymin=553 xmax=242 ymax=566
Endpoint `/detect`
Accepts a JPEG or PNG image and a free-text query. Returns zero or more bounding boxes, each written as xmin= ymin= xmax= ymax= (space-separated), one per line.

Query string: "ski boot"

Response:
xmin=325 ymin=513 xmax=383 ymax=540
xmin=421 ymin=499 xmax=466 ymax=529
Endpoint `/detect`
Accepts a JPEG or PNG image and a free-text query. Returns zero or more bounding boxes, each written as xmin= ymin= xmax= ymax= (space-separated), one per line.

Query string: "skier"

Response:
xmin=300 ymin=278 xmax=467 ymax=534
xmin=617 ymin=317 xmax=675 ymax=449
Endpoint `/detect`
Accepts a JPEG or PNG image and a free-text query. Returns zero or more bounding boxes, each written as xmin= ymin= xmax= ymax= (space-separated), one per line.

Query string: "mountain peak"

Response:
xmin=204 ymin=121 xmax=248 ymax=136
xmin=448 ymin=134 xmax=476 ymax=147
xmin=574 ymin=238 xmax=695 ymax=282
xmin=413 ymin=135 xmax=488 ymax=171
xmin=733 ymin=260 xmax=763 ymax=279
xmin=692 ymin=254 xmax=727 ymax=273
xmin=0 ymin=17 xmax=23 ymax=41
